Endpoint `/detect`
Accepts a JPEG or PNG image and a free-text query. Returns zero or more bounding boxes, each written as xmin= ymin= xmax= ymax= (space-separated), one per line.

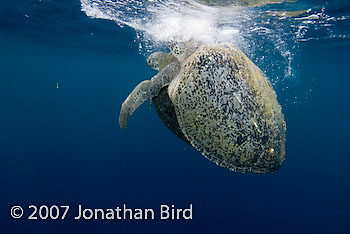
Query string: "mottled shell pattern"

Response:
xmin=168 ymin=43 xmax=286 ymax=173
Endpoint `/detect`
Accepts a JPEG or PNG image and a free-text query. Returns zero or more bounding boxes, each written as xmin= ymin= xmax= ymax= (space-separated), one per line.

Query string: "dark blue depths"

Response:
xmin=0 ymin=0 xmax=349 ymax=234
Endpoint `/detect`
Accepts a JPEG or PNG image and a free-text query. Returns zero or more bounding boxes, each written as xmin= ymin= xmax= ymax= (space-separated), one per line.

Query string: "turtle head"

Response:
xmin=146 ymin=52 xmax=167 ymax=71
xmin=167 ymin=41 xmax=187 ymax=61
xmin=167 ymin=40 xmax=200 ymax=62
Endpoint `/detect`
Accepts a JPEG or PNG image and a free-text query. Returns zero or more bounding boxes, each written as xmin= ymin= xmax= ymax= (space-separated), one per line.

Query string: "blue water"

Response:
xmin=1 ymin=0 xmax=349 ymax=233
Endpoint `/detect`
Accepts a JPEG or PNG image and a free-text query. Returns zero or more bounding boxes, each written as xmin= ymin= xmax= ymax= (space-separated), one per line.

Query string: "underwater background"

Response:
xmin=0 ymin=0 xmax=349 ymax=233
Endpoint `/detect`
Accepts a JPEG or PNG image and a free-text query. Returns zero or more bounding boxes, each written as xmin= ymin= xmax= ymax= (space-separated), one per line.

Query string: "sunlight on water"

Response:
xmin=80 ymin=0 xmax=349 ymax=104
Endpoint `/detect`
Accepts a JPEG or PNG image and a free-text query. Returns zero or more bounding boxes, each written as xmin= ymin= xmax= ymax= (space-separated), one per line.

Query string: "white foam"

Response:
xmin=80 ymin=0 xmax=245 ymax=44
xmin=80 ymin=0 xmax=303 ymax=81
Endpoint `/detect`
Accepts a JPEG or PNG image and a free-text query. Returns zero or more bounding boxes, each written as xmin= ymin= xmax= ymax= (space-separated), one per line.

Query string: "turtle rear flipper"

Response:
xmin=119 ymin=62 xmax=180 ymax=130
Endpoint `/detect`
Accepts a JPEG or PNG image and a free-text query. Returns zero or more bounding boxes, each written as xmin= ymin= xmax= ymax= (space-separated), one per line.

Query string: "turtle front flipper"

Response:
xmin=119 ymin=80 xmax=151 ymax=130
xmin=119 ymin=62 xmax=180 ymax=130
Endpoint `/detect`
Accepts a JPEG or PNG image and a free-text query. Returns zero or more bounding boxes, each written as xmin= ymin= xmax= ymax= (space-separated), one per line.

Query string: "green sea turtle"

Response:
xmin=119 ymin=41 xmax=286 ymax=173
